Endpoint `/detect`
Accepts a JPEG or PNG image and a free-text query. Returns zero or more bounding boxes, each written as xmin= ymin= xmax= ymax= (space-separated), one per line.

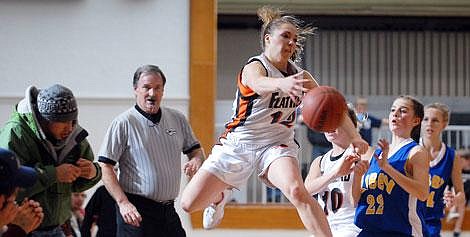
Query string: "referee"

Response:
xmin=99 ymin=65 xmax=205 ymax=237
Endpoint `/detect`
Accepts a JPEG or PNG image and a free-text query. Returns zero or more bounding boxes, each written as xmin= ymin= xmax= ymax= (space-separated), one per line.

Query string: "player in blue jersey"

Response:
xmin=420 ymin=103 xmax=464 ymax=237
xmin=353 ymin=95 xmax=430 ymax=237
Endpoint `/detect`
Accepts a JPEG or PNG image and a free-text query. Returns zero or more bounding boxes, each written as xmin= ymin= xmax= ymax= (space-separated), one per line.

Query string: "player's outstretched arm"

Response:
xmin=340 ymin=112 xmax=369 ymax=154
xmin=302 ymin=71 xmax=319 ymax=90
xmin=242 ymin=62 xmax=309 ymax=101
xmin=450 ymin=154 xmax=465 ymax=207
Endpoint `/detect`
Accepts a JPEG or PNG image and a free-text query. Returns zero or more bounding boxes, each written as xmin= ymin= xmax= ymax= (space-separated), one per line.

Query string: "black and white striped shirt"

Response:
xmin=99 ymin=106 xmax=200 ymax=201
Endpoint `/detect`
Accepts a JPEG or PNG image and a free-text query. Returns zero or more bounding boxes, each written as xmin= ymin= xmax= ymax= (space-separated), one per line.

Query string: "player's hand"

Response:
xmin=56 ymin=164 xmax=81 ymax=183
xmin=375 ymin=139 xmax=390 ymax=170
xmin=353 ymin=160 xmax=370 ymax=177
xmin=183 ymin=157 xmax=203 ymax=178
xmin=302 ymin=71 xmax=319 ymax=90
xmin=443 ymin=188 xmax=455 ymax=208
xmin=335 ymin=154 xmax=360 ymax=178
xmin=118 ymin=200 xmax=142 ymax=227
xmin=351 ymin=137 xmax=369 ymax=155
xmin=278 ymin=71 xmax=309 ymax=103
xmin=76 ymin=158 xmax=97 ymax=179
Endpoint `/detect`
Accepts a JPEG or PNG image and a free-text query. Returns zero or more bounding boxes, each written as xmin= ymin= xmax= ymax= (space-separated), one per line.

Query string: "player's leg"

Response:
xmin=181 ymin=141 xmax=239 ymax=213
xmin=266 ymin=156 xmax=332 ymax=237
xmin=452 ymin=197 xmax=466 ymax=236
xmin=181 ymin=141 xmax=252 ymax=229
xmin=180 ymin=169 xmax=228 ymax=213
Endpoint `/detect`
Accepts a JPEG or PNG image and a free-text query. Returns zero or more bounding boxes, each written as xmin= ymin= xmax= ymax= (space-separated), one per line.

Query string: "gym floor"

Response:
xmin=188 ymin=229 xmax=469 ymax=237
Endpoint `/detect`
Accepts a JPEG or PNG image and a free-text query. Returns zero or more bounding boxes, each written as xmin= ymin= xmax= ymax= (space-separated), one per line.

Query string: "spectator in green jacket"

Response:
xmin=0 ymin=84 xmax=101 ymax=237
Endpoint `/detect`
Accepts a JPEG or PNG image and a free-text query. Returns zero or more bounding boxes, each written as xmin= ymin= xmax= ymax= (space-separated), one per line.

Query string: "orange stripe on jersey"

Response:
xmin=236 ymin=71 xmax=256 ymax=97
xmin=222 ymin=72 xmax=258 ymax=134
xmin=224 ymin=95 xmax=250 ymax=130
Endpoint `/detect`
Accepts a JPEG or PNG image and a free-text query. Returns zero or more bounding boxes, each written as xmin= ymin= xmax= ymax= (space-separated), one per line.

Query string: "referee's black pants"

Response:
xmin=116 ymin=193 xmax=186 ymax=237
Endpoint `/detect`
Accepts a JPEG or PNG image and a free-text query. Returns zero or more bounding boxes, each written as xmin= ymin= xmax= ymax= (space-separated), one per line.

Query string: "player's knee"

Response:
xmin=284 ymin=184 xmax=309 ymax=203
xmin=180 ymin=202 xmax=193 ymax=213
xmin=180 ymin=197 xmax=194 ymax=213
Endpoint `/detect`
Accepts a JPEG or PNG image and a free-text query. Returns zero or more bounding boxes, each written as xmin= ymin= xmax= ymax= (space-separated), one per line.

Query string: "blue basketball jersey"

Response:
xmin=422 ymin=144 xmax=455 ymax=237
xmin=355 ymin=140 xmax=426 ymax=237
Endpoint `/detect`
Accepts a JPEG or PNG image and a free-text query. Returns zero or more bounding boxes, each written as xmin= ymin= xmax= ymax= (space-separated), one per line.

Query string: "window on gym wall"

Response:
xmin=305 ymin=29 xmax=470 ymax=97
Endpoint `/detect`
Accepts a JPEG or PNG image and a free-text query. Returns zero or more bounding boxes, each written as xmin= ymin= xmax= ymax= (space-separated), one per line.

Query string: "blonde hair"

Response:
xmin=356 ymin=97 xmax=368 ymax=105
xmin=424 ymin=102 xmax=450 ymax=122
xmin=257 ymin=6 xmax=315 ymax=62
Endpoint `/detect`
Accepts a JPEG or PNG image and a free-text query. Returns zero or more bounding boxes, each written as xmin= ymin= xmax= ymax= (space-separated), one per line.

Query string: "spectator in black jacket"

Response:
xmin=307 ymin=128 xmax=332 ymax=160
xmin=80 ymin=185 xmax=116 ymax=237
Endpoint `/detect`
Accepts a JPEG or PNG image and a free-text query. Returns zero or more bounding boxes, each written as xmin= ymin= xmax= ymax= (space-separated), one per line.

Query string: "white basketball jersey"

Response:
xmin=317 ymin=147 xmax=357 ymax=227
xmin=223 ymin=54 xmax=302 ymax=144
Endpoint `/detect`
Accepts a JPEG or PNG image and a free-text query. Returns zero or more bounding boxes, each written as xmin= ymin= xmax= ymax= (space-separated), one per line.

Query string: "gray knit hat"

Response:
xmin=37 ymin=84 xmax=78 ymax=122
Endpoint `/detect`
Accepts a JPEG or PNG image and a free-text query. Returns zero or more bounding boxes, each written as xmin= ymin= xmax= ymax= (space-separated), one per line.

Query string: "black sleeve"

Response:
xmin=80 ymin=186 xmax=104 ymax=237
xmin=3 ymin=224 xmax=27 ymax=237
xmin=183 ymin=143 xmax=201 ymax=155
xmin=98 ymin=156 xmax=117 ymax=166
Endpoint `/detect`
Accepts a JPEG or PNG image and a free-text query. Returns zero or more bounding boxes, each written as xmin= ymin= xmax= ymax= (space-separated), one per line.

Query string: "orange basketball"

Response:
xmin=302 ymin=86 xmax=347 ymax=132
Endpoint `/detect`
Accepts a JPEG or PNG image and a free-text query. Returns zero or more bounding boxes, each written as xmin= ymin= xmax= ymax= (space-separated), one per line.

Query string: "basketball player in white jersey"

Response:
xmin=181 ymin=6 xmax=369 ymax=236
xmin=304 ymin=106 xmax=368 ymax=237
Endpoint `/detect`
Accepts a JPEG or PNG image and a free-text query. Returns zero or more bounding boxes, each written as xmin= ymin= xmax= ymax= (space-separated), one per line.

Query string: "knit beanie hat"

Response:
xmin=37 ymin=84 xmax=78 ymax=122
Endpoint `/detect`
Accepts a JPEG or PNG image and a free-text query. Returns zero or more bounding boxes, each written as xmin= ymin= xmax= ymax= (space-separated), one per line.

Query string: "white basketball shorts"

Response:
xmin=200 ymin=135 xmax=298 ymax=188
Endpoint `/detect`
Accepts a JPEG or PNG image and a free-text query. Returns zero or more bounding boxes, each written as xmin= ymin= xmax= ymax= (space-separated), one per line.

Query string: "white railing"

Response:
xmin=443 ymin=125 xmax=470 ymax=150
xmin=218 ymin=123 xmax=470 ymax=204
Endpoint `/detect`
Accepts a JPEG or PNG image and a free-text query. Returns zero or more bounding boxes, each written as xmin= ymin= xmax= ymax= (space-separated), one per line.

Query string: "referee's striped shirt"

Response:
xmin=99 ymin=105 xmax=200 ymax=202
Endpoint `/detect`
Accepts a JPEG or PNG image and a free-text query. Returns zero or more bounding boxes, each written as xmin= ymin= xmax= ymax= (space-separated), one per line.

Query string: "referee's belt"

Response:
xmin=125 ymin=192 xmax=174 ymax=206
xmin=156 ymin=200 xmax=174 ymax=206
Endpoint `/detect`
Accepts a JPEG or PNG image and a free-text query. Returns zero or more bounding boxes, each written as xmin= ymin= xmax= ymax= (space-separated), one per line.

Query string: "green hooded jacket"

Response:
xmin=0 ymin=86 xmax=101 ymax=228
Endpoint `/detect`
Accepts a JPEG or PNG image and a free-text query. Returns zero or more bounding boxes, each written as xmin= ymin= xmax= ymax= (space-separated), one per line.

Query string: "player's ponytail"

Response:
xmin=257 ymin=6 xmax=315 ymax=62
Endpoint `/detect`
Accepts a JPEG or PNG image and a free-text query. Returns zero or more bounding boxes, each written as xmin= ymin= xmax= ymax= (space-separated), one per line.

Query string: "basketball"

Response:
xmin=302 ymin=86 xmax=347 ymax=132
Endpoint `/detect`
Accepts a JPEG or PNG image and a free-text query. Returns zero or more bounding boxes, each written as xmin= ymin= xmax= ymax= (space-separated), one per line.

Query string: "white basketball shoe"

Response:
xmin=202 ymin=189 xmax=232 ymax=229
